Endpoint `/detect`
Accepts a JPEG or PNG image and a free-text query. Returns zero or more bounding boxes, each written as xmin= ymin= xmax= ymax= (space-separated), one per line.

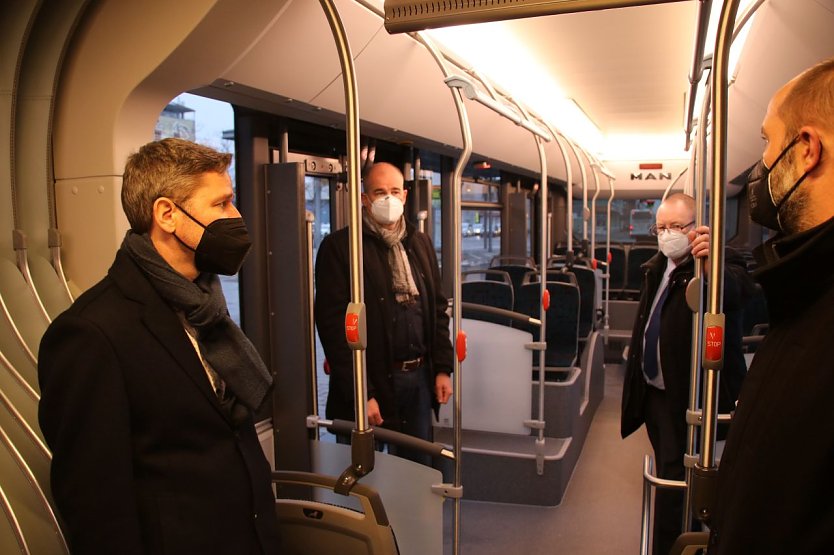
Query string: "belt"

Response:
xmin=393 ymin=356 xmax=424 ymax=372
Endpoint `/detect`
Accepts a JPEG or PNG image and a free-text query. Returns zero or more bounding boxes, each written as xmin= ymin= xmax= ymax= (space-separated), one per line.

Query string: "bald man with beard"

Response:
xmin=708 ymin=58 xmax=834 ymax=554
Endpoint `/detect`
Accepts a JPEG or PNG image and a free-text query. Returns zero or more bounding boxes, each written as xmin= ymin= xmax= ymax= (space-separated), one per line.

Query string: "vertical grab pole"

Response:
xmin=541 ymin=124 xmax=575 ymax=257
xmin=318 ymin=0 xmax=373 ymax=484
xmin=605 ymin=174 xmax=615 ymax=339
xmin=415 ymin=32 xmax=472 ymax=555
xmin=588 ymin=161 xmax=601 ymax=263
xmin=694 ymin=0 xmax=740 ymax=524
xmin=683 ymin=79 xmax=709 ymax=530
xmin=581 ymin=151 xmax=589 ymax=252
xmin=565 ymin=139 xmax=589 ymax=262
xmin=306 ymin=211 xmax=320 ymax=440
xmin=508 ymin=103 xmax=551 ymax=471
xmin=535 ymin=135 xmax=548 ymax=472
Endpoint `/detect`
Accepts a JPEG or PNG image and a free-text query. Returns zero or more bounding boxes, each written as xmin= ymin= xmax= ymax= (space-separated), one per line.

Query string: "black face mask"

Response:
xmin=173 ymin=203 xmax=252 ymax=275
xmin=747 ymin=136 xmax=816 ymax=232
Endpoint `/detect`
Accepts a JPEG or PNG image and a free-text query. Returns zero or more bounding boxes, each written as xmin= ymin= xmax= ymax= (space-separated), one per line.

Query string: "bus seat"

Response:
xmin=543 ymin=266 xmax=596 ymax=341
xmin=516 ymin=279 xmax=580 ymax=368
xmin=595 ymin=244 xmax=626 ymax=294
xmin=274 ymin=470 xmax=399 ymax=555
xmin=489 ymin=265 xmax=534 ymax=310
xmin=568 ymin=266 xmax=598 ymax=340
xmin=462 ymin=270 xmax=514 ymax=326
xmin=545 ymin=269 xmax=577 ymax=287
xmin=669 ymin=531 xmax=709 ymax=554
xmin=624 ymin=245 xmax=658 ymax=297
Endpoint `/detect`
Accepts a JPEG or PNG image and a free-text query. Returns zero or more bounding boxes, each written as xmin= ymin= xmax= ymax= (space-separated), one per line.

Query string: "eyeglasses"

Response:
xmin=649 ymin=221 xmax=695 ymax=236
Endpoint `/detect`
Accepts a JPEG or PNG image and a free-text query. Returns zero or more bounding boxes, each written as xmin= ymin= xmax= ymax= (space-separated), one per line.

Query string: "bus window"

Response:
xmin=462 ymin=208 xmax=501 ymax=270
xmin=573 ymin=198 xmax=661 ymax=246
xmin=629 ymin=209 xmax=654 ymax=240
xmin=155 ymin=93 xmax=240 ymax=324
xmin=305 ymin=175 xmax=331 ymax=254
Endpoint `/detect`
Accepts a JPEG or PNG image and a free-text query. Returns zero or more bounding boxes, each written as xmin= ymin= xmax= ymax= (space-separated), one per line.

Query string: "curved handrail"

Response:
xmin=323 ymin=419 xmax=455 ymax=460
xmin=318 ymin=0 xmax=373 ymax=487
xmin=460 ymin=302 xmax=541 ymax=328
xmin=414 ymin=30 xmax=472 ymax=555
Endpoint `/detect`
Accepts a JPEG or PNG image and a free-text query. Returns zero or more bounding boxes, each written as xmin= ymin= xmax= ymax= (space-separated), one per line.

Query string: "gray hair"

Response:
xmin=121 ymin=138 xmax=231 ymax=233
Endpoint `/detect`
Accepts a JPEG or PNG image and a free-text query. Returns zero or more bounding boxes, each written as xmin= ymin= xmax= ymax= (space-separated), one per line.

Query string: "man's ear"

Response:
xmin=401 ymin=189 xmax=408 ymax=205
xmin=798 ymin=126 xmax=824 ymax=174
xmin=153 ymin=197 xmax=178 ymax=233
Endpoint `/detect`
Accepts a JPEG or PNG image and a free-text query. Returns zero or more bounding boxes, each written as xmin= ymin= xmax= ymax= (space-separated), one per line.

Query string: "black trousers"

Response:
xmin=336 ymin=365 xmax=433 ymax=466
xmin=644 ymin=385 xmax=689 ymax=555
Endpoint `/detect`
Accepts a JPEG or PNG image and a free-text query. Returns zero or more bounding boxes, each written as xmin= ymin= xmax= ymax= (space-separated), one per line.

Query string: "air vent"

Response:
xmin=383 ymin=0 xmax=684 ymax=33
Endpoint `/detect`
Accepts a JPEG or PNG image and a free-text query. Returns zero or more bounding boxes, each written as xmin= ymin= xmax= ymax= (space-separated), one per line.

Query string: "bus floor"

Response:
xmin=443 ymin=363 xmax=652 ymax=555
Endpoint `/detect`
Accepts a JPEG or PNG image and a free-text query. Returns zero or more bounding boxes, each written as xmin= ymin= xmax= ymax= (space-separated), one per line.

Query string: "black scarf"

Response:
xmin=121 ymin=231 xmax=272 ymax=424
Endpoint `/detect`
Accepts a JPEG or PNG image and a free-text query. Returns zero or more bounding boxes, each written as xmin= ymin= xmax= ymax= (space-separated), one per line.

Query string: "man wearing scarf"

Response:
xmin=315 ymin=162 xmax=454 ymax=465
xmin=38 ymin=139 xmax=281 ymax=554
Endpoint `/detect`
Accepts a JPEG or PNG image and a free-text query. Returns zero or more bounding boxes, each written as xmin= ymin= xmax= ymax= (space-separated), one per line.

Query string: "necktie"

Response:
xmin=643 ymin=283 xmax=670 ymax=380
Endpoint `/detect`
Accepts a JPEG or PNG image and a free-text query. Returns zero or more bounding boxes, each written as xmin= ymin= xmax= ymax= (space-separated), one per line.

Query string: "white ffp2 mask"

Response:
xmin=657 ymin=230 xmax=691 ymax=260
xmin=370 ymin=195 xmax=404 ymax=225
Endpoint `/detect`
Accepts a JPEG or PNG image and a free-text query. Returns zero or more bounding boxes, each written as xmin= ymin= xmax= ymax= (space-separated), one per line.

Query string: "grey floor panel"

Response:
xmin=444 ymin=363 xmax=652 ymax=554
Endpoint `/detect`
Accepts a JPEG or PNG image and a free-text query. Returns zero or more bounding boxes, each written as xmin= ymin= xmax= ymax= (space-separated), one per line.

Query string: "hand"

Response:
xmin=688 ymin=225 xmax=710 ymax=260
xmin=367 ymin=398 xmax=384 ymax=426
xmin=435 ymin=373 xmax=453 ymax=404
xmin=688 ymin=225 xmax=711 ymax=277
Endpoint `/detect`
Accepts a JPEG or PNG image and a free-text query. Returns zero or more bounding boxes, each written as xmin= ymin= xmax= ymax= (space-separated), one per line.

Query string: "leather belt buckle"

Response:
xmin=396 ymin=356 xmax=423 ymax=372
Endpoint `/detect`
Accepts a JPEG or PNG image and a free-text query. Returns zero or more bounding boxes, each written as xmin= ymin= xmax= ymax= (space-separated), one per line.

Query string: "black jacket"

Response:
xmin=38 ymin=251 xmax=281 ymax=555
xmin=709 ymin=216 xmax=834 ymax=554
xmin=315 ymin=220 xmax=453 ymax=429
xmin=621 ymin=249 xmax=753 ymax=439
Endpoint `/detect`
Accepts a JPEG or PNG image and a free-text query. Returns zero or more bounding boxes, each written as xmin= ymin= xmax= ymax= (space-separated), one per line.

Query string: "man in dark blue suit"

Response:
xmin=38 ymin=138 xmax=281 ymax=554
xmin=621 ymin=193 xmax=752 ymax=555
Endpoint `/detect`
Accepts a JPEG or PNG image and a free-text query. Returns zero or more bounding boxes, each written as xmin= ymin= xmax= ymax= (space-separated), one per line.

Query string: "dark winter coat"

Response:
xmin=38 ymin=251 xmax=281 ymax=555
xmin=314 ymin=220 xmax=453 ymax=430
xmin=621 ymin=248 xmax=753 ymax=440
xmin=709 ymin=216 xmax=834 ymax=554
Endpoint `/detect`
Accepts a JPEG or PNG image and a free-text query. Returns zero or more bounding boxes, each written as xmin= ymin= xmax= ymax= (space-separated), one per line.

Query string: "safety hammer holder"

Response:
xmin=690 ymin=464 xmax=719 ymax=525
xmin=334 ymin=428 xmax=376 ymax=496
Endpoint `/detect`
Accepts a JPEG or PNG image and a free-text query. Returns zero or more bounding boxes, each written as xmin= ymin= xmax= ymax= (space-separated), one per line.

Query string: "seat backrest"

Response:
xmin=595 ymin=245 xmax=626 ymax=292
xmin=544 ymin=270 xmax=577 ymax=287
xmin=461 ymin=280 xmax=514 ymax=327
xmin=490 ymin=265 xmax=535 ymax=310
xmin=516 ymin=282 xmax=580 ymax=368
xmin=625 ymin=245 xmax=658 ymax=292
xmin=569 ymin=266 xmax=597 ymax=339
xmin=275 ymin=471 xmax=399 ymax=555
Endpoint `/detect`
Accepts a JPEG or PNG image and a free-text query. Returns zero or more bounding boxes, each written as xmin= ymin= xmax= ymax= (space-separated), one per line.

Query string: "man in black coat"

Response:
xmin=708 ymin=58 xmax=834 ymax=554
xmin=315 ymin=162 xmax=454 ymax=465
xmin=621 ymin=193 xmax=752 ymax=555
xmin=38 ymin=139 xmax=281 ymax=554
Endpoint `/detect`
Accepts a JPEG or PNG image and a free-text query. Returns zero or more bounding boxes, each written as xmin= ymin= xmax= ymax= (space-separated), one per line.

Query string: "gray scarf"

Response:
xmin=121 ymin=231 xmax=272 ymax=424
xmin=363 ymin=211 xmax=420 ymax=303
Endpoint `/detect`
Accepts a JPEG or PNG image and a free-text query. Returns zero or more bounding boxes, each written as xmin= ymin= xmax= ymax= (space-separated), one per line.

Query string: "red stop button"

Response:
xmin=704 ymin=325 xmax=724 ymax=362
xmin=345 ymin=313 xmax=359 ymax=344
